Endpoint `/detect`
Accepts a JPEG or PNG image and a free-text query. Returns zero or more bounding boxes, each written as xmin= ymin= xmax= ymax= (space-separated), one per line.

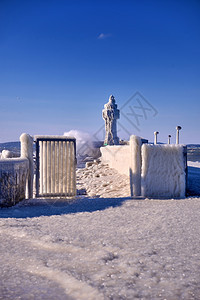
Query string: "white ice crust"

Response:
xmin=141 ymin=144 xmax=186 ymax=198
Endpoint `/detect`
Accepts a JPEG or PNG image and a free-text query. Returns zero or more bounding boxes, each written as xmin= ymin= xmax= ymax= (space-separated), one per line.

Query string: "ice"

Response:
xmin=188 ymin=161 xmax=200 ymax=168
xmin=129 ymin=135 xmax=142 ymax=196
xmin=77 ymin=161 xmax=130 ymax=198
xmin=141 ymin=144 xmax=186 ymax=198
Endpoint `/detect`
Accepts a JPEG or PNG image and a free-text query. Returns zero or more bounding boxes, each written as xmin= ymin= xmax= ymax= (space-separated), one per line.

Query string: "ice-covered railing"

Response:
xmin=0 ymin=134 xmax=33 ymax=207
xmin=100 ymin=135 xmax=187 ymax=198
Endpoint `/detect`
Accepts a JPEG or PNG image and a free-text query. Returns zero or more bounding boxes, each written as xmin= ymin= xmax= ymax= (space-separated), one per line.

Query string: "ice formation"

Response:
xmin=141 ymin=144 xmax=186 ymax=198
xmin=20 ymin=133 xmax=34 ymax=199
xmin=102 ymin=95 xmax=120 ymax=145
xmin=129 ymin=135 xmax=142 ymax=196
xmin=0 ymin=158 xmax=29 ymax=206
xmin=1 ymin=149 xmax=18 ymax=158
xmin=77 ymin=160 xmax=130 ymax=198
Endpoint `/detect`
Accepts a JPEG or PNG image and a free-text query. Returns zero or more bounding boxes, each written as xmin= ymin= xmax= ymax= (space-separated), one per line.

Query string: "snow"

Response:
xmin=188 ymin=161 xmax=200 ymax=168
xmin=77 ymin=161 xmax=130 ymax=198
xmin=0 ymin=161 xmax=200 ymax=299
xmin=141 ymin=144 xmax=186 ymax=198
xmin=1 ymin=150 xmax=15 ymax=158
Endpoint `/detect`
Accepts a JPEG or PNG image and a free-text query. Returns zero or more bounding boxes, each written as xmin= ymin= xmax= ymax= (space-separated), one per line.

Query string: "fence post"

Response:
xmin=129 ymin=135 xmax=142 ymax=197
xmin=20 ymin=133 xmax=34 ymax=199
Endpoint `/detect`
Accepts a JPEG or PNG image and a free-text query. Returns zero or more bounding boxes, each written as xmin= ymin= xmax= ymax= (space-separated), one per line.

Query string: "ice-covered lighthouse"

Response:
xmin=102 ymin=95 xmax=120 ymax=145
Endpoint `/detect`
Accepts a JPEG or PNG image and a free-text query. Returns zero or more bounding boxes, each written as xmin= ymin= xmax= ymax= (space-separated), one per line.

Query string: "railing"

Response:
xmin=35 ymin=136 xmax=76 ymax=197
xmin=0 ymin=158 xmax=29 ymax=207
xmin=0 ymin=133 xmax=33 ymax=207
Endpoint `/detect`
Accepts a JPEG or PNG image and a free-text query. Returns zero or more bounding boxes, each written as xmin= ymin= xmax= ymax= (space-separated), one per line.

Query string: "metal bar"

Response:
xmin=34 ymin=136 xmax=75 ymax=142
xmin=39 ymin=141 xmax=43 ymax=195
xmin=47 ymin=141 xmax=51 ymax=193
xmin=54 ymin=141 xmax=57 ymax=194
xmin=58 ymin=141 xmax=61 ymax=193
xmin=58 ymin=141 xmax=63 ymax=194
xmin=51 ymin=141 xmax=55 ymax=194
xmin=63 ymin=141 xmax=66 ymax=194
xmin=71 ymin=141 xmax=76 ymax=196
xmin=62 ymin=141 xmax=65 ymax=194
xmin=66 ymin=141 xmax=70 ymax=194
xmin=43 ymin=141 xmax=47 ymax=194
xmin=35 ymin=140 xmax=40 ymax=197
xmin=69 ymin=141 xmax=74 ymax=196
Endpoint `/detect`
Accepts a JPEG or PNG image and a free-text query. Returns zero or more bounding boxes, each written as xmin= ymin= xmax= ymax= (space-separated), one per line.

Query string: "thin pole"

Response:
xmin=154 ymin=131 xmax=159 ymax=145
xmin=176 ymin=126 xmax=182 ymax=144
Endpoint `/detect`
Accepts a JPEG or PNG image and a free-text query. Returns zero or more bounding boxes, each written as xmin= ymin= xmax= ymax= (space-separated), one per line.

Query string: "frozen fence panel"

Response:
xmin=141 ymin=144 xmax=186 ymax=198
xmin=0 ymin=133 xmax=32 ymax=207
xmin=0 ymin=158 xmax=29 ymax=207
xmin=35 ymin=136 xmax=76 ymax=197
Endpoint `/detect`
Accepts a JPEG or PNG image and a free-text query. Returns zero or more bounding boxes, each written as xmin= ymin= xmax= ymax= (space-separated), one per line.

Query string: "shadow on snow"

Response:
xmin=0 ymin=196 xmax=132 ymax=219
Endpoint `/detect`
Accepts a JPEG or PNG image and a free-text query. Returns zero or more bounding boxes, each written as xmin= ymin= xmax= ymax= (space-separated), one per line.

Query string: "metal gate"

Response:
xmin=35 ymin=136 xmax=76 ymax=197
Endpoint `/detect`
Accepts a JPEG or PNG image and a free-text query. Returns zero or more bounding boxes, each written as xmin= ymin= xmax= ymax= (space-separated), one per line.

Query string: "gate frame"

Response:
xmin=34 ymin=135 xmax=76 ymax=198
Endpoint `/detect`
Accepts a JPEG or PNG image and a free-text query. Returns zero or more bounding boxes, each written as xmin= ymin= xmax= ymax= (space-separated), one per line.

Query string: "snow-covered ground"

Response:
xmin=0 ymin=161 xmax=200 ymax=299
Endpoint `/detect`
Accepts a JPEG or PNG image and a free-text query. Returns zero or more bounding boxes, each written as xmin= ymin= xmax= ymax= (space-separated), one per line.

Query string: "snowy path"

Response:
xmin=1 ymin=198 xmax=200 ymax=299
xmin=0 ymin=162 xmax=200 ymax=299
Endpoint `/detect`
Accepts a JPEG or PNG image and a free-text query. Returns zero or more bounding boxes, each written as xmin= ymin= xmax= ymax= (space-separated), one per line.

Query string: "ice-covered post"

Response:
xmin=129 ymin=135 xmax=142 ymax=196
xmin=102 ymin=95 xmax=120 ymax=145
xmin=168 ymin=135 xmax=171 ymax=144
xmin=176 ymin=126 xmax=182 ymax=144
xmin=20 ymin=133 xmax=34 ymax=199
xmin=154 ymin=131 xmax=159 ymax=145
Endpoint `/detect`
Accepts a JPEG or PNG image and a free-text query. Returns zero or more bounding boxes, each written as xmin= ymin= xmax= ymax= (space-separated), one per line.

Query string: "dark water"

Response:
xmin=187 ymin=145 xmax=200 ymax=162
xmin=0 ymin=142 xmax=21 ymax=156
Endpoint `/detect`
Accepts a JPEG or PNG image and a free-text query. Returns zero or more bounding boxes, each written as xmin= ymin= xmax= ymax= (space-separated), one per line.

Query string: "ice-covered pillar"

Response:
xmin=129 ymin=135 xmax=142 ymax=196
xmin=102 ymin=95 xmax=120 ymax=145
xmin=20 ymin=133 xmax=34 ymax=199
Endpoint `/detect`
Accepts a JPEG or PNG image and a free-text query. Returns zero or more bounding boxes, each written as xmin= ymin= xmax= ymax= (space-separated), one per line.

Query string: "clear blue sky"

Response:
xmin=0 ymin=0 xmax=199 ymax=144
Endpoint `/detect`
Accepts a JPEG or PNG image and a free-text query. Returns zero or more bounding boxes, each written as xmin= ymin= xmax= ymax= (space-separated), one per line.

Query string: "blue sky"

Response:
xmin=0 ymin=0 xmax=199 ymax=144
